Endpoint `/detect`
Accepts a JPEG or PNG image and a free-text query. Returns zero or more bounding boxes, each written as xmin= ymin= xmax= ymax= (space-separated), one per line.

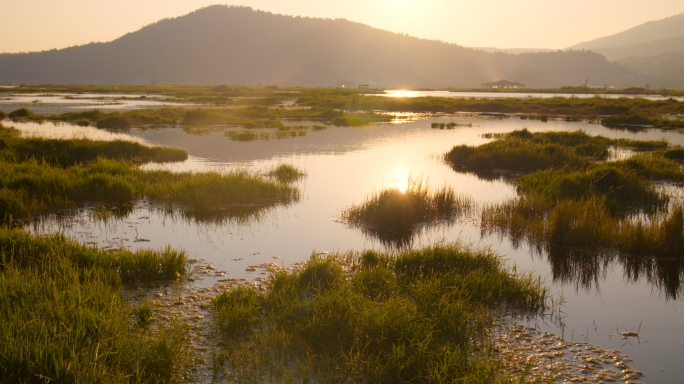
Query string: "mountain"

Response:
xmin=569 ymin=13 xmax=684 ymax=61
xmin=619 ymin=51 xmax=684 ymax=89
xmin=472 ymin=47 xmax=555 ymax=54
xmin=0 ymin=5 xmax=628 ymax=87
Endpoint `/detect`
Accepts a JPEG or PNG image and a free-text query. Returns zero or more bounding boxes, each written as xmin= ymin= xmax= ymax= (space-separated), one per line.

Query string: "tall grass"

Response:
xmin=0 ymin=228 xmax=192 ymax=382
xmin=1 ymin=125 xmax=187 ymax=165
xmin=483 ymin=196 xmax=684 ymax=258
xmin=267 ymin=163 xmax=305 ymax=183
xmin=211 ymin=245 xmax=547 ymax=383
xmin=343 ymin=179 xmax=471 ymax=231
xmin=0 ymin=158 xmax=300 ymax=222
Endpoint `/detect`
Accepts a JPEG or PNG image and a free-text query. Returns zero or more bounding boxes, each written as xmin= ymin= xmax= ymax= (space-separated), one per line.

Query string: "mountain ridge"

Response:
xmin=0 ymin=5 xmax=628 ymax=87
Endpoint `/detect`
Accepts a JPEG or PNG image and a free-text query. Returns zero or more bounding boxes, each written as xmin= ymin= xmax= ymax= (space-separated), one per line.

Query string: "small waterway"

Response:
xmin=10 ymin=116 xmax=684 ymax=383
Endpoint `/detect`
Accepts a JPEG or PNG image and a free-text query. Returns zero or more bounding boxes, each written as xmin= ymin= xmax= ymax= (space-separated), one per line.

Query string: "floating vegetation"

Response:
xmin=0 ymin=228 xmax=193 ymax=382
xmin=342 ymin=178 xmax=472 ymax=246
xmin=224 ymin=125 xmax=326 ymax=142
xmin=210 ymin=245 xmax=547 ymax=382
xmin=431 ymin=122 xmax=472 ymax=129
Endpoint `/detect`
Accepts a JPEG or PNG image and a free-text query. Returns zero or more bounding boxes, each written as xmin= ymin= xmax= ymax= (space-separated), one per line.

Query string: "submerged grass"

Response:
xmin=0 ymin=228 xmax=192 ymax=382
xmin=211 ymin=244 xmax=547 ymax=383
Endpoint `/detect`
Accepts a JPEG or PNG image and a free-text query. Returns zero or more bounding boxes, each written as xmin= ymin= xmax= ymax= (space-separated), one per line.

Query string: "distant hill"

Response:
xmin=570 ymin=13 xmax=684 ymax=60
xmin=0 ymin=5 xmax=628 ymax=87
xmin=619 ymin=51 xmax=684 ymax=89
xmin=472 ymin=47 xmax=555 ymax=54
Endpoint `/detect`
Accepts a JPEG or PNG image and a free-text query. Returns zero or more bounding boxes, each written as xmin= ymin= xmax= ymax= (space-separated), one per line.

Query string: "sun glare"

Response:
xmin=390 ymin=169 xmax=410 ymax=193
xmin=392 ymin=0 xmax=420 ymax=7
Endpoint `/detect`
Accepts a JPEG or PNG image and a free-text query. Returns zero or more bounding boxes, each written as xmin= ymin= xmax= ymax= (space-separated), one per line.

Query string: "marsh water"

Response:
xmin=11 ymin=116 xmax=684 ymax=383
xmin=374 ymin=89 xmax=684 ymax=101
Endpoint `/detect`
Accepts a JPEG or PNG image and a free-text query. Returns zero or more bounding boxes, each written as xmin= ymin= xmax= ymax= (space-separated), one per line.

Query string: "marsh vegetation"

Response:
xmin=0 ymin=123 xmax=300 ymax=224
xmin=342 ymin=179 xmax=472 ymax=246
xmin=0 ymin=228 xmax=192 ymax=382
xmin=444 ymin=129 xmax=684 ymax=296
xmin=210 ymin=245 xmax=547 ymax=383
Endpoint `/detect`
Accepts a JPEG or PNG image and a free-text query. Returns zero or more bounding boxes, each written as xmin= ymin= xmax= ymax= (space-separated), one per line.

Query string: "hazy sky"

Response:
xmin=3 ymin=0 xmax=684 ymax=53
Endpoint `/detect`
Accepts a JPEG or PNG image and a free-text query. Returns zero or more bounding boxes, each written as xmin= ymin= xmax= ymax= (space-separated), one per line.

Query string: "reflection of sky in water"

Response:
xmin=375 ymin=89 xmax=684 ymax=101
xmin=10 ymin=116 xmax=684 ymax=383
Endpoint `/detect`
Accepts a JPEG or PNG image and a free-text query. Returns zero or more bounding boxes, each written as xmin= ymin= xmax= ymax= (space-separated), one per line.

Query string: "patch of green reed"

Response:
xmin=330 ymin=112 xmax=392 ymax=126
xmin=8 ymin=108 xmax=44 ymax=122
xmin=267 ymin=163 xmax=305 ymax=183
xmin=0 ymin=228 xmax=193 ymax=382
xmin=446 ymin=137 xmax=589 ymax=174
xmin=516 ymin=164 xmax=667 ymax=214
xmin=662 ymin=147 xmax=684 ymax=162
xmin=460 ymin=129 xmax=673 ymax=170
xmin=431 ymin=122 xmax=472 ymax=129
xmin=483 ymin=195 xmax=684 ymax=258
xmin=0 ymin=158 xmax=299 ymax=221
xmin=343 ymin=179 xmax=472 ymax=231
xmin=224 ymin=129 xmax=270 ymax=142
xmin=211 ymin=244 xmax=547 ymax=383
xmin=1 ymin=124 xmax=187 ymax=165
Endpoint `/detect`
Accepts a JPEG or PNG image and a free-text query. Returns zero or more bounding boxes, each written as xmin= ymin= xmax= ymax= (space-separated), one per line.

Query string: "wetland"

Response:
xmin=2 ymin=87 xmax=684 ymax=383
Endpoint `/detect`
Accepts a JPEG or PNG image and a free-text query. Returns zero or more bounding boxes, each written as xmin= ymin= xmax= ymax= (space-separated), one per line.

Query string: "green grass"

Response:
xmin=267 ymin=164 xmax=305 ymax=183
xmin=431 ymin=122 xmax=472 ymax=129
xmin=342 ymin=179 xmax=471 ymax=246
xmin=455 ymin=129 xmax=684 ymax=261
xmin=224 ymin=125 xmax=325 ymax=141
xmin=0 ymin=123 xmax=187 ymax=166
xmin=0 ymin=228 xmax=193 ymax=382
xmin=211 ymin=244 xmax=547 ymax=383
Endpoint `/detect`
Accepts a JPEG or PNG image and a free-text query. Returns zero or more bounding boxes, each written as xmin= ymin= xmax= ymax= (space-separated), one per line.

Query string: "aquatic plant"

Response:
xmin=211 ymin=244 xmax=547 ymax=382
xmin=342 ymin=178 xmax=471 ymax=235
xmin=0 ymin=228 xmax=193 ymax=382
xmin=267 ymin=163 xmax=305 ymax=183
xmin=0 ymin=126 xmax=187 ymax=166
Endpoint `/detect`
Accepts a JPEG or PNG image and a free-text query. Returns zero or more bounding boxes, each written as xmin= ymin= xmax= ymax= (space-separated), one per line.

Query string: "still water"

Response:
xmin=374 ymin=89 xmax=684 ymax=101
xmin=13 ymin=116 xmax=684 ymax=383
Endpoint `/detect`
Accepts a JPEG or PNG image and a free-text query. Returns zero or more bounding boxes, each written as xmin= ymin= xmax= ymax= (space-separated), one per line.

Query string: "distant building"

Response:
xmin=481 ymin=80 xmax=526 ymax=89
xmin=336 ymin=81 xmax=356 ymax=88
xmin=358 ymin=84 xmax=369 ymax=89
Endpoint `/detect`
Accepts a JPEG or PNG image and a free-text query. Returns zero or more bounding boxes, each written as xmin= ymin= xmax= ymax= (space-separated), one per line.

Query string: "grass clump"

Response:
xmin=330 ymin=112 xmax=392 ymax=126
xmin=267 ymin=164 xmax=305 ymax=183
xmin=211 ymin=244 xmax=547 ymax=383
xmin=224 ymin=129 xmax=270 ymax=142
xmin=342 ymin=179 xmax=471 ymax=246
xmin=431 ymin=122 xmax=472 ymax=129
xmin=0 ymin=228 xmax=192 ymax=382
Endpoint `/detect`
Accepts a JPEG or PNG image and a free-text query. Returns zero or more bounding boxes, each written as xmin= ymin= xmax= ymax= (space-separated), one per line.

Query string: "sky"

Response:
xmin=3 ymin=0 xmax=684 ymax=53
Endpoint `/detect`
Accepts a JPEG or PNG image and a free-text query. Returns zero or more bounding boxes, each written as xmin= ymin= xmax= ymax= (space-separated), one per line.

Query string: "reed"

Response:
xmin=0 ymin=228 xmax=193 ymax=382
xmin=267 ymin=163 xmax=305 ymax=183
xmin=342 ymin=178 xmax=471 ymax=231
xmin=211 ymin=244 xmax=548 ymax=382
xmin=1 ymin=126 xmax=187 ymax=166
